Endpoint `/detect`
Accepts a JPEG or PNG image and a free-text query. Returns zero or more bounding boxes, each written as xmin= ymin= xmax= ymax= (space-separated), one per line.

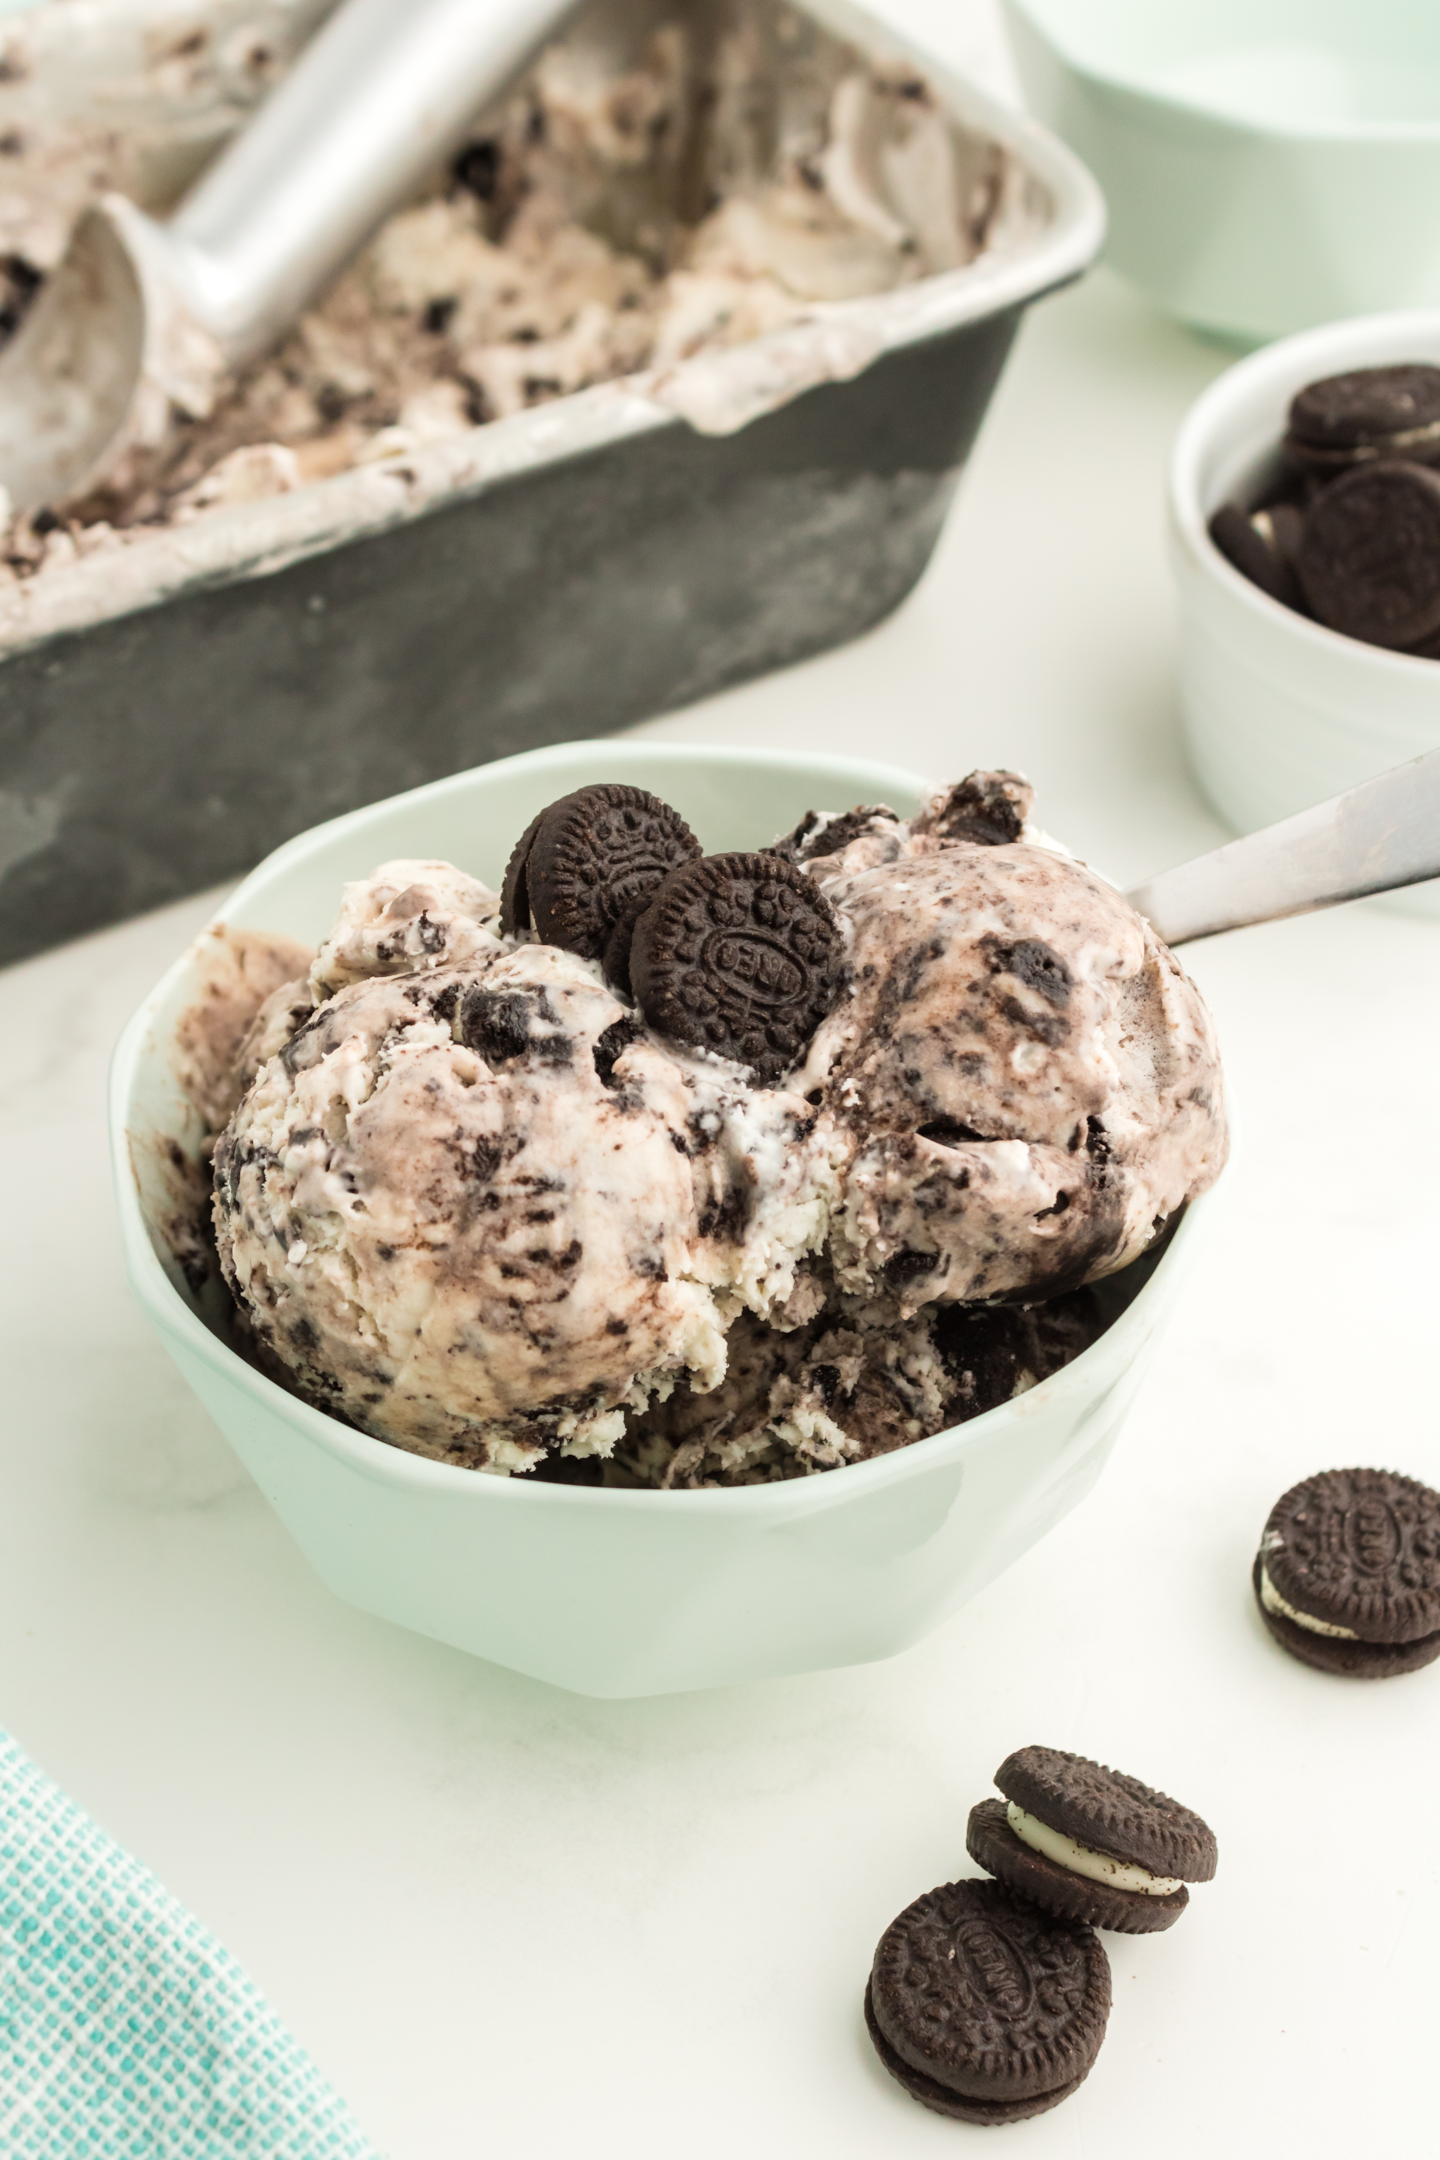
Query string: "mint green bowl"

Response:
xmin=110 ymin=741 xmax=1208 ymax=1697
xmin=1005 ymin=0 xmax=1440 ymax=342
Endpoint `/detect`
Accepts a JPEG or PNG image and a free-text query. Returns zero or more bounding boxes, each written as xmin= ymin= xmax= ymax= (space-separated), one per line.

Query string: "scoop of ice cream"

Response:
xmin=310 ymin=858 xmax=503 ymax=997
xmin=213 ymin=898 xmax=835 ymax=1472
xmin=796 ymin=789 xmax=1226 ymax=1309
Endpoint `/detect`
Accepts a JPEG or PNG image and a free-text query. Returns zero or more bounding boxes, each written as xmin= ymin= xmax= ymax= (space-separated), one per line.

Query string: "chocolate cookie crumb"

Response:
xmin=768 ymin=803 xmax=895 ymax=864
xmin=919 ymin=769 xmax=1033 ymax=846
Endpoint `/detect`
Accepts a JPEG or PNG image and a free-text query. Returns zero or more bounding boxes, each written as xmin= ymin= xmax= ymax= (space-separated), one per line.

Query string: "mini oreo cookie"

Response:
xmin=1284 ymin=363 xmax=1440 ymax=472
xmin=863 ymin=1985 xmax=1089 ymax=2126
xmin=628 ymin=852 xmax=844 ymax=1083
xmin=1253 ymin=1467 xmax=1440 ymax=1678
xmin=1296 ymin=460 xmax=1440 ymax=649
xmin=499 ymin=784 xmax=701 ymax=973
xmin=1208 ymin=501 xmax=1306 ymax=611
xmin=867 ymin=1877 xmax=1110 ymax=2123
xmin=966 ymin=1746 xmax=1216 ymax=1936
xmin=966 ymin=1802 xmax=1188 ymax=1936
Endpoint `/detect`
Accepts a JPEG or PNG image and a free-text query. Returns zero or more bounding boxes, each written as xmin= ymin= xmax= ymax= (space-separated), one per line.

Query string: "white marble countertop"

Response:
xmin=3 ymin=6 xmax=1439 ymax=2153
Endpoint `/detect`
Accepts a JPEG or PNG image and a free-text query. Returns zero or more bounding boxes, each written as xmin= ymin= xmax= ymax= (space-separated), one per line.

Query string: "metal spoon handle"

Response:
xmin=1127 ymin=746 xmax=1440 ymax=946
xmin=168 ymin=0 xmax=576 ymax=366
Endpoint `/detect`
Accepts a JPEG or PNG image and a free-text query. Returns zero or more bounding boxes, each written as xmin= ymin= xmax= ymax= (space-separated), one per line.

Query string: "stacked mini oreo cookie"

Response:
xmin=966 ymin=1745 xmax=1216 ymax=1936
xmin=500 ymin=782 xmax=845 ymax=1082
xmin=1208 ymin=363 xmax=1440 ymax=656
xmin=867 ymin=1748 xmax=1216 ymax=2124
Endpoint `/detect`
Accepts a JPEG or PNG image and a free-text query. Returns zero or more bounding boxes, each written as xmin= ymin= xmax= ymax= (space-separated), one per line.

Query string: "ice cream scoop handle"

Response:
xmin=1127 ymin=746 xmax=1440 ymax=945
xmin=165 ymin=0 xmax=574 ymax=365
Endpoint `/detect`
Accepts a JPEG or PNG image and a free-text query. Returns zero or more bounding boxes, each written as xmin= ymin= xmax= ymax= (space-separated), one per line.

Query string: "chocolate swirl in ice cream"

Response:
xmin=206 ymin=772 xmax=1227 ymax=1482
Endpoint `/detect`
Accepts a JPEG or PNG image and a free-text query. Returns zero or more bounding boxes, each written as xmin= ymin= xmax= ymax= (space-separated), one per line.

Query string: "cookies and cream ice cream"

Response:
xmin=198 ymin=774 xmax=1227 ymax=1485
xmin=611 ymin=1286 xmax=1108 ymax=1487
xmin=797 ymin=782 xmax=1223 ymax=1308
xmin=215 ymin=917 xmax=833 ymax=1470
xmin=0 ymin=0 xmax=1020 ymax=576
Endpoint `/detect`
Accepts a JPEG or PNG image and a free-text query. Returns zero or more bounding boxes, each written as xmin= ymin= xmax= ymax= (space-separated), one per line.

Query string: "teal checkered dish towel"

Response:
xmin=0 ymin=1729 xmax=378 ymax=2157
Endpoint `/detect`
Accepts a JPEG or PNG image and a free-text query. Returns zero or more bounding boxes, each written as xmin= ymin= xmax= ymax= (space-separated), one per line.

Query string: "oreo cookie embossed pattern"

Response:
xmin=867 ymin=1879 xmax=1111 ymax=2124
xmin=629 ymin=854 xmax=844 ymax=1083
xmin=1254 ymin=1468 xmax=1440 ymax=1678
xmin=1208 ymin=362 xmax=1440 ymax=656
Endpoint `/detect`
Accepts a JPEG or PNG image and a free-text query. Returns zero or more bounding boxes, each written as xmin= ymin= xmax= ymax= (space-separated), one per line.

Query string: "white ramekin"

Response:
xmin=1169 ymin=309 xmax=1440 ymax=921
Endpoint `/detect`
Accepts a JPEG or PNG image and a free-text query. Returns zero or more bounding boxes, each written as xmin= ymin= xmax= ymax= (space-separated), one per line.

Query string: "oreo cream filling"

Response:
xmin=1004 ymin=1803 xmax=1183 ymax=1897
xmin=1378 ymin=418 xmax=1440 ymax=452
xmin=1257 ymin=1564 xmax=1359 ymax=1640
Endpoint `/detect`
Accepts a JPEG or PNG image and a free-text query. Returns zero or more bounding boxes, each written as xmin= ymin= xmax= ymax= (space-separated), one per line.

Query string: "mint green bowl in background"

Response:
xmin=1004 ymin=0 xmax=1440 ymax=342
xmin=110 ymin=741 xmax=1209 ymax=1698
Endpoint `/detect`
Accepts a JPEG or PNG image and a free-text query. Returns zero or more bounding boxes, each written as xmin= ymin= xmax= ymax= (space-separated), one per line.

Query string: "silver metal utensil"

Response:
xmin=1128 ymin=746 xmax=1440 ymax=945
xmin=0 ymin=0 xmax=577 ymax=513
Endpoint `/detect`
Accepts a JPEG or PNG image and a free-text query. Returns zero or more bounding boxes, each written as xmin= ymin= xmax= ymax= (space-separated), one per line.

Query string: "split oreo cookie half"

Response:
xmin=966 ymin=1746 xmax=1217 ymax=1935
xmin=866 ymin=1877 xmax=1110 ymax=2124
xmin=1284 ymin=363 xmax=1440 ymax=472
xmin=499 ymin=784 xmax=701 ymax=979
xmin=1254 ymin=1467 xmax=1440 ymax=1678
xmin=628 ymin=852 xmax=844 ymax=1084
xmin=1296 ymin=460 xmax=1440 ymax=649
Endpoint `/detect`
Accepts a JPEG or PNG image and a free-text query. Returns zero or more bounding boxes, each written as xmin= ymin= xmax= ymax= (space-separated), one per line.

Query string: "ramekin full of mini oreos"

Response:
xmin=1170 ymin=310 xmax=1440 ymax=921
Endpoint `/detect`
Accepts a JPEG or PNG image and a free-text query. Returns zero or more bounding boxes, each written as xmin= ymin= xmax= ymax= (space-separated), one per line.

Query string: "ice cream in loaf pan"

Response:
xmin=201 ymin=774 xmax=1227 ymax=1484
xmin=0 ymin=0 xmax=1022 ymax=578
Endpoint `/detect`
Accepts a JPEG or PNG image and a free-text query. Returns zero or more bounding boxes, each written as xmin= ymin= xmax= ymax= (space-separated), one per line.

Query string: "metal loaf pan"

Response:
xmin=0 ymin=0 xmax=1102 ymax=967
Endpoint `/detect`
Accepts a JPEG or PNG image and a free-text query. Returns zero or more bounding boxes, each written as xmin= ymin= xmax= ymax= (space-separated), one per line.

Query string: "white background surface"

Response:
xmin=3 ymin=2 xmax=1440 ymax=2154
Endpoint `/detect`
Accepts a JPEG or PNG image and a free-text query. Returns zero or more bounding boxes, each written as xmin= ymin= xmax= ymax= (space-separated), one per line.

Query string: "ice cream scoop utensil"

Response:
xmin=1128 ymin=746 xmax=1440 ymax=944
xmin=0 ymin=0 xmax=577 ymax=514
